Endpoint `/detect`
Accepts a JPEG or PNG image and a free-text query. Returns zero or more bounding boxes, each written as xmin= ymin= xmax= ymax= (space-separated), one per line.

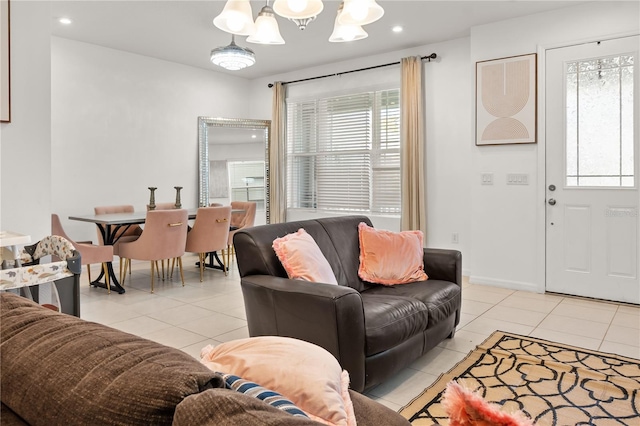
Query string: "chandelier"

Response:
xmin=210 ymin=35 xmax=256 ymax=70
xmin=210 ymin=0 xmax=384 ymax=69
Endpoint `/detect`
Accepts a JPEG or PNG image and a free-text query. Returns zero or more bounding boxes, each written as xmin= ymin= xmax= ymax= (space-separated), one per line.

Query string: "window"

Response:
xmin=286 ymin=88 xmax=400 ymax=214
xmin=565 ymin=54 xmax=634 ymax=187
xmin=228 ymin=161 xmax=265 ymax=210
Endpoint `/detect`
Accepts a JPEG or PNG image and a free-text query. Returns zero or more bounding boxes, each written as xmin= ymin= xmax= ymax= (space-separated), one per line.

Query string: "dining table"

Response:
xmin=69 ymin=208 xmax=241 ymax=293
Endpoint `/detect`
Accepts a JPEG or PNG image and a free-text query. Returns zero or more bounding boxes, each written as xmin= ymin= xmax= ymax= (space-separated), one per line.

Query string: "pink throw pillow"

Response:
xmin=272 ymin=229 xmax=338 ymax=285
xmin=200 ymin=336 xmax=356 ymax=426
xmin=357 ymin=222 xmax=428 ymax=285
xmin=442 ymin=381 xmax=535 ymax=426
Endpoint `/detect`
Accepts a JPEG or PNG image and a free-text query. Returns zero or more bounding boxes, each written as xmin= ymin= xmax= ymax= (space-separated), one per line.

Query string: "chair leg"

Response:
xmin=170 ymin=258 xmax=176 ymax=279
xmin=150 ymin=261 xmax=155 ymax=293
xmin=220 ymin=250 xmax=228 ymax=277
xmin=178 ymin=257 xmax=185 ymax=286
xmin=199 ymin=253 xmax=204 ymax=282
xmin=103 ymin=263 xmax=110 ymax=294
xmin=87 ymin=264 xmax=92 ymax=285
xmin=154 ymin=261 xmax=161 ymax=279
xmin=119 ymin=259 xmax=123 ymax=284
xmin=162 ymin=259 xmax=166 ymax=281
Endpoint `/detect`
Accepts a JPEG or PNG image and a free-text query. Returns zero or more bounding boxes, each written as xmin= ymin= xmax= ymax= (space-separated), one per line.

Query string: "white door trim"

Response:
xmin=536 ymin=30 xmax=640 ymax=295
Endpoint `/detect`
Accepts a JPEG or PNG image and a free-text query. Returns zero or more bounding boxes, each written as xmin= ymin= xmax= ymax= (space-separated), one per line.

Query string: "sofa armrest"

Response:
xmin=423 ymin=248 xmax=462 ymax=286
xmin=240 ymin=275 xmax=367 ymax=392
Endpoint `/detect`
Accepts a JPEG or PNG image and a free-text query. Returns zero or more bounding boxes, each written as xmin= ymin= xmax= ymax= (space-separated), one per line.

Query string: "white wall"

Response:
xmin=51 ymin=37 xmax=251 ymax=242
xmin=0 ymin=1 xmax=51 ymax=240
xmin=249 ymin=37 xmax=473 ymax=272
xmin=469 ymin=1 xmax=640 ymax=292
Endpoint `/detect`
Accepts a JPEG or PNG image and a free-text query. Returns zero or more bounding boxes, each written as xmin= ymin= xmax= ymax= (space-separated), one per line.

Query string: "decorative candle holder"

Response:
xmin=174 ymin=186 xmax=183 ymax=209
xmin=148 ymin=187 xmax=157 ymax=210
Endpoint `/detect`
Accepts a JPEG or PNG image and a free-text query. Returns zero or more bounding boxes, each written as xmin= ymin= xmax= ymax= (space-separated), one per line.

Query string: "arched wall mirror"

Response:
xmin=198 ymin=117 xmax=271 ymax=225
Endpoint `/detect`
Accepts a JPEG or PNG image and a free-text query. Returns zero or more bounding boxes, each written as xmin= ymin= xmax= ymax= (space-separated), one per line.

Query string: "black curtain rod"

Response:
xmin=267 ymin=53 xmax=436 ymax=88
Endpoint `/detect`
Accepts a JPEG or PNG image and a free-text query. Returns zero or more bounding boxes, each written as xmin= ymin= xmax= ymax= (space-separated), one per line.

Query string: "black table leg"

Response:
xmin=90 ymin=261 xmax=126 ymax=294
xmin=196 ymin=251 xmax=227 ymax=271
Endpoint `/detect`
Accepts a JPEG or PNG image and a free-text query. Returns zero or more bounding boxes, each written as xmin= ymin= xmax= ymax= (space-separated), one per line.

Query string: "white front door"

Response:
xmin=546 ymin=36 xmax=640 ymax=304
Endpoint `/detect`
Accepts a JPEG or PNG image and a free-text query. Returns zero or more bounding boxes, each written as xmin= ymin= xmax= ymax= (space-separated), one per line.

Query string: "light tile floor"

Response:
xmin=79 ymin=255 xmax=640 ymax=412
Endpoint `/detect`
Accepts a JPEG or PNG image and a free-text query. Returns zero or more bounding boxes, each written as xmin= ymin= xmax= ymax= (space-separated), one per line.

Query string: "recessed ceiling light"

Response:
xmin=251 ymin=134 xmax=257 ymax=139
xmin=59 ymin=17 xmax=72 ymax=25
xmin=392 ymin=26 xmax=403 ymax=33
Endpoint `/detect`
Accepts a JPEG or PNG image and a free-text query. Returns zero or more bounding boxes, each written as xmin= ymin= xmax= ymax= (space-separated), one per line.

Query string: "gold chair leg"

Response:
xmin=87 ymin=264 xmax=92 ymax=285
xmin=119 ymin=259 xmax=123 ymax=284
xmin=150 ymin=261 xmax=155 ymax=293
xmin=178 ymin=257 xmax=185 ymax=286
xmin=162 ymin=259 xmax=166 ymax=281
xmin=103 ymin=263 xmax=110 ymax=294
xmin=154 ymin=261 xmax=161 ymax=279
xmin=170 ymin=258 xmax=176 ymax=279
xmin=121 ymin=260 xmax=126 ymax=286
xmin=199 ymin=253 xmax=204 ymax=282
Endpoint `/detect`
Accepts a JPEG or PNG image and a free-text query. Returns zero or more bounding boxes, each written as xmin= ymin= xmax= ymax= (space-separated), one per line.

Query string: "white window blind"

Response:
xmin=287 ymin=88 xmax=400 ymax=214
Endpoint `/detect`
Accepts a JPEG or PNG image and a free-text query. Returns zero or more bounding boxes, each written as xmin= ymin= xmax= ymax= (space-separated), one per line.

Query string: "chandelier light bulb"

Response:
xmin=346 ymin=2 xmax=367 ymax=22
xmin=225 ymin=13 xmax=245 ymax=32
xmin=273 ymin=0 xmax=323 ymax=20
xmin=288 ymin=0 xmax=308 ymax=13
xmin=339 ymin=0 xmax=384 ymax=26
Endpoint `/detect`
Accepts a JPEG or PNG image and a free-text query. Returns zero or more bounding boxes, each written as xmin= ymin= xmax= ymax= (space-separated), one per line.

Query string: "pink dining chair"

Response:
xmin=146 ymin=202 xmax=180 ymax=278
xmin=185 ymin=206 xmax=231 ymax=281
xmin=51 ymin=214 xmax=115 ymax=293
xmin=118 ymin=209 xmax=188 ymax=293
xmin=226 ymin=201 xmax=257 ymax=268
xmin=94 ymin=205 xmax=143 ymax=280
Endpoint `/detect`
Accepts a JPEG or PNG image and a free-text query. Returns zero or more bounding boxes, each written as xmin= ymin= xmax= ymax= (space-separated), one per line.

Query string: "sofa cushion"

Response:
xmin=201 ymin=336 xmax=356 ymax=426
xmin=364 ymin=280 xmax=461 ymax=326
xmin=357 ymin=223 xmax=428 ymax=285
xmin=361 ymin=294 xmax=429 ymax=356
xmin=0 ymin=293 xmax=223 ymax=426
xmin=273 ymin=228 xmax=338 ymax=285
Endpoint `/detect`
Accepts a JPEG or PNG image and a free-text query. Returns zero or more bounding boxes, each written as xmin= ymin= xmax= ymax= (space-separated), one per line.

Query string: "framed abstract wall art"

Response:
xmin=476 ymin=53 xmax=537 ymax=146
xmin=1 ymin=0 xmax=9 ymax=123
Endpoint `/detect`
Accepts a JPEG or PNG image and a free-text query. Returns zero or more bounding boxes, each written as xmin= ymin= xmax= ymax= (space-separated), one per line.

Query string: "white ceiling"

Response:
xmin=50 ymin=1 xmax=582 ymax=80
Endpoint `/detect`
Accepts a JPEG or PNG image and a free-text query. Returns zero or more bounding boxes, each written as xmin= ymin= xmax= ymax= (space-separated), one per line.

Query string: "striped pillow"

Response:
xmin=220 ymin=372 xmax=309 ymax=419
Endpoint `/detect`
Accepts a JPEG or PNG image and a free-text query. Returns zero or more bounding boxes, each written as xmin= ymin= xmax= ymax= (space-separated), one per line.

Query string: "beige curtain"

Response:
xmin=269 ymin=82 xmax=287 ymax=224
xmin=400 ymin=56 xmax=426 ymax=235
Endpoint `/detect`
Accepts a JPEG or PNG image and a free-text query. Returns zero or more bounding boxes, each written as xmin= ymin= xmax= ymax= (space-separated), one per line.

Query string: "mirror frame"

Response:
xmin=198 ymin=117 xmax=271 ymax=223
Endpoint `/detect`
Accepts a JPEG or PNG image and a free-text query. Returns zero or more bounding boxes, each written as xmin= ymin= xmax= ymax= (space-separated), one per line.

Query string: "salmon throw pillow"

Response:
xmin=200 ymin=336 xmax=356 ymax=426
xmin=273 ymin=228 xmax=338 ymax=285
xmin=357 ymin=222 xmax=428 ymax=285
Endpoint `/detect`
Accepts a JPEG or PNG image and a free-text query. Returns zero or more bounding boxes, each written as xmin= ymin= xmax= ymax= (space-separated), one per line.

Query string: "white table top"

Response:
xmin=0 ymin=231 xmax=32 ymax=247
xmin=69 ymin=208 xmax=243 ymax=226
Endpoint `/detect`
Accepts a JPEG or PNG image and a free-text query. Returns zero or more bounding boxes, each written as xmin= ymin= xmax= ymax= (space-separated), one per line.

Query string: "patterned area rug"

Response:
xmin=400 ymin=331 xmax=640 ymax=425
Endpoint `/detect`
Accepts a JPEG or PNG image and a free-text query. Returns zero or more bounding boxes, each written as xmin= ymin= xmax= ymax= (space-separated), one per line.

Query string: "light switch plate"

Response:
xmin=507 ymin=174 xmax=529 ymax=185
xmin=481 ymin=173 xmax=493 ymax=185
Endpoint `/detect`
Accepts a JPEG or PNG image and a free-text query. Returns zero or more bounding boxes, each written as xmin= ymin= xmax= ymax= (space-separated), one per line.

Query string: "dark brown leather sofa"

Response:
xmin=233 ymin=215 xmax=462 ymax=392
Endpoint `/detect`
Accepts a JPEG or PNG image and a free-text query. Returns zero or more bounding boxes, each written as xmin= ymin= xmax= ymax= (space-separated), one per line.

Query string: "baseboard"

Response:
xmin=468 ymin=275 xmax=541 ymax=293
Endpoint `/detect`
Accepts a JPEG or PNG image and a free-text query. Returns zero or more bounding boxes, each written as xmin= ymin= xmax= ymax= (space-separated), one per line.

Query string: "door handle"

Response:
xmin=548 ymin=198 xmax=556 ymax=206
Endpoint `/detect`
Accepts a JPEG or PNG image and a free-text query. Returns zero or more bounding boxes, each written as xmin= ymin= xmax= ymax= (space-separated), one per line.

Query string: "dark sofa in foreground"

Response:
xmin=0 ymin=293 xmax=409 ymax=425
xmin=234 ymin=216 xmax=462 ymax=392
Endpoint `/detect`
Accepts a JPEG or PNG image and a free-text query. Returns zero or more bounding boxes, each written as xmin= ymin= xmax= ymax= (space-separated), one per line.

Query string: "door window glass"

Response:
xmin=565 ymin=55 xmax=634 ymax=187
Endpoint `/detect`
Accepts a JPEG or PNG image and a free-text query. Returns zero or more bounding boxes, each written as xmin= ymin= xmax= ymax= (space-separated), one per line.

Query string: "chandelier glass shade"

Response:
xmin=210 ymin=35 xmax=256 ymax=70
xmin=247 ymin=5 xmax=285 ymax=44
xmin=272 ymin=0 xmax=324 ymax=19
xmin=329 ymin=3 xmax=367 ymax=43
xmin=213 ymin=0 xmax=256 ymax=36
xmin=339 ymin=0 xmax=384 ymax=26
